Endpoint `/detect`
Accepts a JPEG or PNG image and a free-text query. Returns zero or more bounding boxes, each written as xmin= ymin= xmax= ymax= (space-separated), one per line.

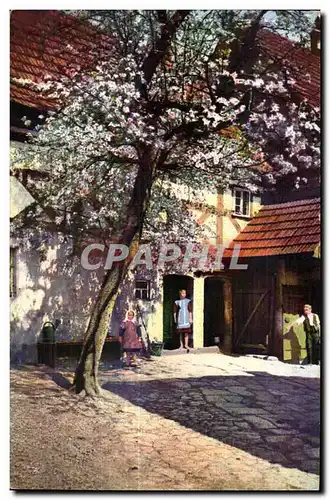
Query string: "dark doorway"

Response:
xmin=204 ymin=277 xmax=224 ymax=347
xmin=163 ymin=275 xmax=193 ymax=350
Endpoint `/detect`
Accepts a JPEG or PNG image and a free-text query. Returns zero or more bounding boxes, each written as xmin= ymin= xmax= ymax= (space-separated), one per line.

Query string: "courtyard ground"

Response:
xmin=10 ymin=351 xmax=320 ymax=491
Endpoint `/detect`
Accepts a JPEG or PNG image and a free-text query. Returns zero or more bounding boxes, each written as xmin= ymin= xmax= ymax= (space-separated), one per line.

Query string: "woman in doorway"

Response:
xmin=173 ymin=289 xmax=193 ymax=352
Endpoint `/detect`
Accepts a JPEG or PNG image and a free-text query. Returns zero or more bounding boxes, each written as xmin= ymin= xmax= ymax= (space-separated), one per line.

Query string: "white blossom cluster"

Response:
xmin=12 ymin=10 xmax=320 ymax=247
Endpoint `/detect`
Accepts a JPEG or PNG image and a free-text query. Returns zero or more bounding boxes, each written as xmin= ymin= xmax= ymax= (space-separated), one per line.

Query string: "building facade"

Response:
xmin=11 ymin=184 xmax=321 ymax=365
xmin=10 ymin=10 xmax=321 ymax=364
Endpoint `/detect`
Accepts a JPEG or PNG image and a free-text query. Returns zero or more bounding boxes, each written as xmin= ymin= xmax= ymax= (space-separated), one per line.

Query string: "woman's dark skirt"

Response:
xmin=175 ymin=327 xmax=191 ymax=334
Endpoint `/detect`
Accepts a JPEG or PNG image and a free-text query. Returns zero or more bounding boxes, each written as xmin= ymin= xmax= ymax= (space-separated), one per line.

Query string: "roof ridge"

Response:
xmin=260 ymin=197 xmax=320 ymax=211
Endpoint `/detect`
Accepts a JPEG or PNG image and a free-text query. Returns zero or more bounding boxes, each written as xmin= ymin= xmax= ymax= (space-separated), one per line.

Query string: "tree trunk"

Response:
xmin=73 ymin=150 xmax=154 ymax=395
xmin=72 ymin=10 xmax=190 ymax=395
xmin=73 ymin=261 xmax=128 ymax=395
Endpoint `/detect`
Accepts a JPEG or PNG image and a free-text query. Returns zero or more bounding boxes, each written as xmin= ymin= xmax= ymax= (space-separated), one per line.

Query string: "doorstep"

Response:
xmin=163 ymin=346 xmax=220 ymax=356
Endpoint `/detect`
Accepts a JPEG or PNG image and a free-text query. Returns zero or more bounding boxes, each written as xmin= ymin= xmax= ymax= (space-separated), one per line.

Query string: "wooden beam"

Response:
xmin=267 ymin=268 xmax=276 ymax=354
xmin=216 ymin=191 xmax=224 ymax=245
xmin=228 ymin=213 xmax=241 ymax=232
xmin=273 ymin=259 xmax=285 ymax=360
xmin=223 ymin=279 xmax=233 ymax=352
xmin=193 ymin=277 xmax=204 ymax=348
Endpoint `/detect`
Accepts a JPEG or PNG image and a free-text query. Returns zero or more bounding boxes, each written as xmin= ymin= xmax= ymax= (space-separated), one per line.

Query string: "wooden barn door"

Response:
xmin=232 ymin=257 xmax=276 ymax=355
xmin=233 ymin=287 xmax=272 ymax=353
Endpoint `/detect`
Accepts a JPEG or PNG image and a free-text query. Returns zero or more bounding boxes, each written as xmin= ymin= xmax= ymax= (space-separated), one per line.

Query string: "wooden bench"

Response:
xmin=37 ymin=337 xmax=121 ymax=367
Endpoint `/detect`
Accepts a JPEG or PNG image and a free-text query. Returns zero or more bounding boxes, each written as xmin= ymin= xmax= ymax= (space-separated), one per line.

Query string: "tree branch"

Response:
xmin=139 ymin=10 xmax=190 ymax=89
xmin=228 ymin=10 xmax=268 ymax=74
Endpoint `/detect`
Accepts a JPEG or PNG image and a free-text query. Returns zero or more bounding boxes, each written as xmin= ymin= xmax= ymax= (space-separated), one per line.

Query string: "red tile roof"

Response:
xmin=224 ymin=197 xmax=320 ymax=258
xmin=257 ymin=29 xmax=320 ymax=108
xmin=10 ymin=12 xmax=320 ymax=112
xmin=10 ymin=10 xmax=113 ymax=110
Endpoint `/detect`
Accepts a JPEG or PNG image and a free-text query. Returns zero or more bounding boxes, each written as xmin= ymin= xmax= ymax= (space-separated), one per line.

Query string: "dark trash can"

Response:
xmin=42 ymin=322 xmax=56 ymax=343
xmin=37 ymin=321 xmax=60 ymax=368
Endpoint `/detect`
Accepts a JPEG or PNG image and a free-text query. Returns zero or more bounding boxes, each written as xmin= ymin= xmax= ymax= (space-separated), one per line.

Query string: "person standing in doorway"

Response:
xmin=173 ymin=289 xmax=193 ymax=352
xmin=293 ymin=304 xmax=321 ymax=365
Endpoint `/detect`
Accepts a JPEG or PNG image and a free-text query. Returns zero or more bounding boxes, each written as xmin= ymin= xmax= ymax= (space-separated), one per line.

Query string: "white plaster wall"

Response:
xmin=10 ymin=235 xmax=104 ymax=362
xmin=223 ymin=217 xmax=243 ymax=247
xmin=10 ymin=236 xmax=162 ymax=363
xmin=223 ymin=188 xmax=234 ymax=211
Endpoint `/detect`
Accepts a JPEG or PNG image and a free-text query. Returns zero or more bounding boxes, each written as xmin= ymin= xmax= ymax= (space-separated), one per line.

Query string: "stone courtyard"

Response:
xmin=10 ymin=352 xmax=320 ymax=491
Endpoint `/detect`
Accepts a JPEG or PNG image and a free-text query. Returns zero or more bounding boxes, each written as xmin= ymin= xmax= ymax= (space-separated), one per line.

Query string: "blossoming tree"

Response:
xmin=11 ymin=10 xmax=320 ymax=395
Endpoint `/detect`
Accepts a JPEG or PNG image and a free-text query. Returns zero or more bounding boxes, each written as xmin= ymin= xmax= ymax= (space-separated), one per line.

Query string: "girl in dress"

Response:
xmin=119 ymin=310 xmax=142 ymax=366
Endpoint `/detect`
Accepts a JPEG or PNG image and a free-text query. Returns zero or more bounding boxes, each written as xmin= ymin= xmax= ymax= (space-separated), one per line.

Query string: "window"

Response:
xmin=135 ymin=279 xmax=151 ymax=300
xmin=233 ymin=188 xmax=251 ymax=217
xmin=10 ymin=248 xmax=17 ymax=298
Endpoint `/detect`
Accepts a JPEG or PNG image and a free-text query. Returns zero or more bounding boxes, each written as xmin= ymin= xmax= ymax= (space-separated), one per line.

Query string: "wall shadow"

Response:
xmin=10 ymin=239 xmax=163 ymax=364
xmin=283 ymin=327 xmax=301 ymax=364
xmin=283 ymin=326 xmax=306 ymax=364
xmin=10 ymin=239 xmax=103 ymax=364
xmin=102 ymin=371 xmax=320 ymax=475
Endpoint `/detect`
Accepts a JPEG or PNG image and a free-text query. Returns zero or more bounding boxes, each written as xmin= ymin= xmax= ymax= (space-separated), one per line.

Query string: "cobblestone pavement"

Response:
xmin=11 ymin=352 xmax=320 ymax=491
xmin=101 ymin=353 xmax=320 ymax=474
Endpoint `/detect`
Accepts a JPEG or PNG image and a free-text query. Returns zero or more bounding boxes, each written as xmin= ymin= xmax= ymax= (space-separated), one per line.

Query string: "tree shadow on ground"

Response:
xmin=102 ymin=371 xmax=320 ymax=475
xmin=10 ymin=365 xmax=73 ymax=400
xmin=10 ymin=364 xmax=73 ymax=388
xmin=10 ymin=365 xmax=113 ymax=419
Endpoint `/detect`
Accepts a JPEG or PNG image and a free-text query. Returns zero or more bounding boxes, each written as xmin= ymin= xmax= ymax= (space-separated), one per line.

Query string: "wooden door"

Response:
xmin=233 ymin=287 xmax=271 ymax=353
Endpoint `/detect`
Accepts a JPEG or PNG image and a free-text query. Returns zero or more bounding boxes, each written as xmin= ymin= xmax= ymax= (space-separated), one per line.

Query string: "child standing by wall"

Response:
xmin=119 ymin=310 xmax=142 ymax=367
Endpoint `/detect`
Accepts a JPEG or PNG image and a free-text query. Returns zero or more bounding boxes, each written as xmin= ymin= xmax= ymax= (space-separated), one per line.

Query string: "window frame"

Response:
xmin=233 ymin=188 xmax=251 ymax=217
xmin=135 ymin=279 xmax=151 ymax=301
